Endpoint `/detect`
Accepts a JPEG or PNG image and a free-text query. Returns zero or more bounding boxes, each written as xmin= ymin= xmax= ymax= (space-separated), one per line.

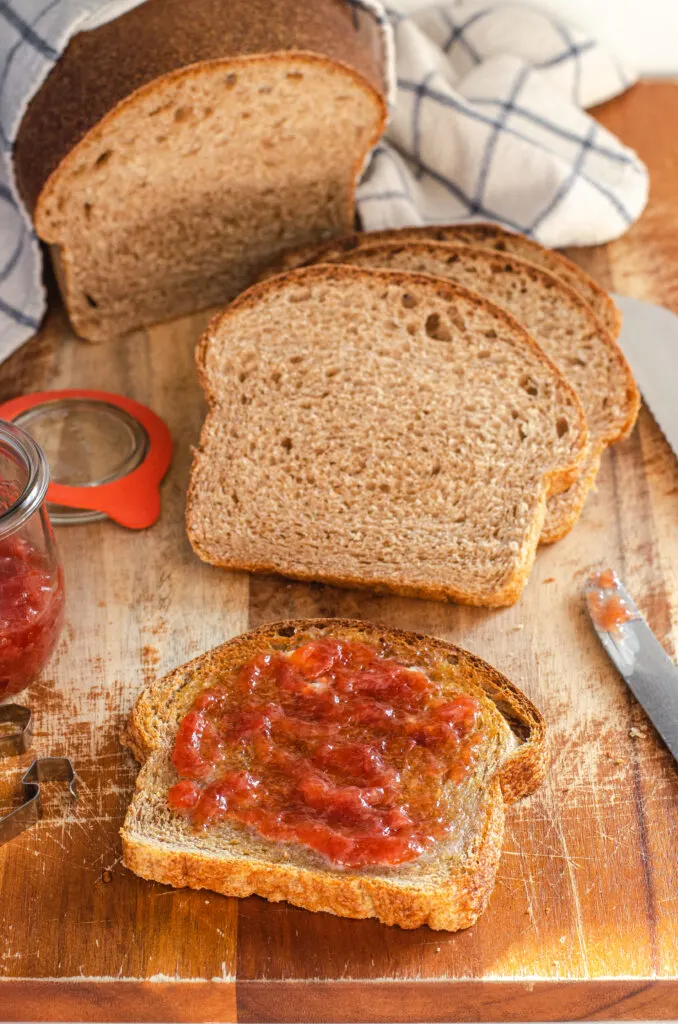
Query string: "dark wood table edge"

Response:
xmin=2 ymin=977 xmax=677 ymax=1022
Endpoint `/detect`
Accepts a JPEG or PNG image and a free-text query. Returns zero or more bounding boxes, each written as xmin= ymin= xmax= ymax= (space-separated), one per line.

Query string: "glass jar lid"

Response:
xmin=0 ymin=390 xmax=172 ymax=530
xmin=14 ymin=398 xmax=149 ymax=524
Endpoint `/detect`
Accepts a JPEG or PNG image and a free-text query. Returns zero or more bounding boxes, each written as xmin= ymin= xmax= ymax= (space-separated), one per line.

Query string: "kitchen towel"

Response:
xmin=0 ymin=0 xmax=648 ymax=362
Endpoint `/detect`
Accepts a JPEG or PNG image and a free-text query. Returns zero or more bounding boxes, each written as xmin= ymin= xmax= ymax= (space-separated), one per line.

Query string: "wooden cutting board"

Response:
xmin=1 ymin=81 xmax=678 ymax=1023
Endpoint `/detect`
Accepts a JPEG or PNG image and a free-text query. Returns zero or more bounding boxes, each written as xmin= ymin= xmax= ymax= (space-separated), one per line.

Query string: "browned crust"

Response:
xmin=122 ymin=784 xmax=504 ymax=931
xmin=256 ymin=223 xmax=623 ymax=339
xmin=187 ymin=264 xmax=588 ymax=606
xmin=122 ymin=618 xmax=546 ymax=930
xmin=15 ymin=0 xmax=386 ymax=214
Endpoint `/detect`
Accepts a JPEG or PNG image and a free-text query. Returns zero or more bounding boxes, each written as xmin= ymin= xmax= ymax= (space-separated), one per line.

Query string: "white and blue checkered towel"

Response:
xmin=0 ymin=0 xmax=648 ymax=362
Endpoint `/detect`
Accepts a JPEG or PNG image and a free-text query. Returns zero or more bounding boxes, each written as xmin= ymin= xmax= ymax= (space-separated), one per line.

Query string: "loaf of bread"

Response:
xmin=122 ymin=618 xmax=546 ymax=931
xmin=259 ymin=222 xmax=621 ymax=337
xmin=186 ymin=264 xmax=587 ymax=606
xmin=320 ymin=241 xmax=639 ymax=542
xmin=14 ymin=0 xmax=386 ymax=341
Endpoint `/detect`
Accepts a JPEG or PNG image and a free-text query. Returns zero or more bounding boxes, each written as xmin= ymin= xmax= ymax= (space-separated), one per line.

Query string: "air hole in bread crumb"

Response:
xmin=83 ymin=203 xmax=92 ymax=220
xmin=326 ymin=367 xmax=339 ymax=378
xmin=84 ymin=293 xmax=98 ymax=308
xmin=380 ymin=483 xmax=390 ymax=493
xmin=259 ymin=85 xmax=273 ymax=94
xmin=289 ymin=355 xmax=304 ymax=364
xmin=431 ymin=462 xmax=441 ymax=476
xmin=401 ymin=293 xmax=418 ymax=309
xmin=520 ymin=374 xmax=539 ymax=397
xmin=238 ymin=371 xmax=247 ymax=383
xmin=477 ymin=349 xmax=490 ymax=359
xmin=518 ymin=424 xmax=528 ymax=442
xmin=277 ymin=625 xmax=296 ymax=637
xmin=556 ymin=417 xmax=569 ymax=437
xmin=225 ymin=73 xmax=237 ymax=88
xmin=407 ymin=323 xmax=417 ymax=336
xmin=174 ymin=106 xmax=193 ymax=122
xmin=232 ymin=492 xmax=239 ymax=505
xmin=271 ymin=371 xmax=281 ymax=385
xmin=446 ymin=254 xmax=460 ymax=265
xmin=511 ymin=409 xmax=520 ymax=419
xmin=425 ymin=313 xmax=452 ymax=342
xmin=287 ymin=71 xmax=304 ymax=81
xmin=289 ymin=289 xmax=312 ymax=303
xmin=94 ymin=150 xmax=112 ymax=168
xmin=149 ymin=102 xmax=172 ymax=117
xmin=484 ymin=329 xmax=498 ymax=339
xmin=241 ymin=111 xmax=251 ymax=120
xmin=281 ymin=437 xmax=293 ymax=451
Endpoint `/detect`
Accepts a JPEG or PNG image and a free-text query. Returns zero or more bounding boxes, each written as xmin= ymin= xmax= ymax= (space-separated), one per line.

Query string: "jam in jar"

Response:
xmin=168 ymin=637 xmax=483 ymax=868
xmin=0 ymin=420 xmax=65 ymax=701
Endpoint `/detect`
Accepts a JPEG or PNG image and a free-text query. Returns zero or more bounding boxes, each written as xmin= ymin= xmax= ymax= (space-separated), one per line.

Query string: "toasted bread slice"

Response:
xmin=122 ymin=618 xmax=546 ymax=931
xmin=319 ymin=242 xmax=638 ymax=543
xmin=186 ymin=264 xmax=587 ymax=606
xmin=258 ymin=223 xmax=621 ymax=337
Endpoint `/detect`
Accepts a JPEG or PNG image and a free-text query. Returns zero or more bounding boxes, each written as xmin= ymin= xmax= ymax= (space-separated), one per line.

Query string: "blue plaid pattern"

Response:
xmin=356 ymin=3 xmax=648 ymax=244
xmin=0 ymin=0 xmax=648 ymax=362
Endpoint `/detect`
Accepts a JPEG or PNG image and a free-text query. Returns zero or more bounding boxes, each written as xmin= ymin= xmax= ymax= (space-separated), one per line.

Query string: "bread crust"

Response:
xmin=257 ymin=223 xmax=623 ymax=339
xmin=15 ymin=0 xmax=387 ymax=214
xmin=121 ymin=619 xmax=546 ymax=930
xmin=187 ymin=264 xmax=588 ymax=607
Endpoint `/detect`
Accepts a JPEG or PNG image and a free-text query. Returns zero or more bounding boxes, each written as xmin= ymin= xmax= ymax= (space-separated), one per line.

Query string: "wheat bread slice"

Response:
xmin=121 ymin=618 xmax=546 ymax=931
xmin=186 ymin=264 xmax=587 ymax=606
xmin=320 ymin=243 xmax=639 ymax=542
xmin=16 ymin=0 xmax=386 ymax=341
xmin=258 ymin=223 xmax=621 ymax=337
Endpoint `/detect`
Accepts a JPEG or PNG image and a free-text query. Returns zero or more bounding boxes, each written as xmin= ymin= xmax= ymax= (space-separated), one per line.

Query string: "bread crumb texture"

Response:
xmin=187 ymin=265 xmax=587 ymax=606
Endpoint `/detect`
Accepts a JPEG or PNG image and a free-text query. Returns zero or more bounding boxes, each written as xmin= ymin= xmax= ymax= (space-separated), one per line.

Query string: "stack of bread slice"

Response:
xmin=186 ymin=224 xmax=639 ymax=607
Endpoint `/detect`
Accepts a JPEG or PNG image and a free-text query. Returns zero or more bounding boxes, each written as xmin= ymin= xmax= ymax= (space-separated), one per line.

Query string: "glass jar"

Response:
xmin=0 ymin=420 xmax=65 ymax=702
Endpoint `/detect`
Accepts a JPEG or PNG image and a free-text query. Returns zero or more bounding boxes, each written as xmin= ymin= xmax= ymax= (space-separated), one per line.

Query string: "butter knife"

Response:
xmin=613 ymin=294 xmax=678 ymax=460
xmin=584 ymin=568 xmax=678 ymax=764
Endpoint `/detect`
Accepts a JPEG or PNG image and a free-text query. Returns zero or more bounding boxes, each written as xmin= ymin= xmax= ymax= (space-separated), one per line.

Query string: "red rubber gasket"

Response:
xmin=0 ymin=389 xmax=172 ymax=530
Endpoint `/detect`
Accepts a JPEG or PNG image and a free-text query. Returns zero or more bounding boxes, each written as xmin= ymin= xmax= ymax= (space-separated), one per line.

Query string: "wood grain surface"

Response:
xmin=1 ymin=80 xmax=678 ymax=1023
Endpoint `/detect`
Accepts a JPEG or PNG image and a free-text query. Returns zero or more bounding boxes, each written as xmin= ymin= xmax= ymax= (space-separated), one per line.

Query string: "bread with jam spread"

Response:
xmin=186 ymin=264 xmax=587 ymax=606
xmin=311 ymin=242 xmax=638 ymax=543
xmin=257 ymin=222 xmax=621 ymax=337
xmin=14 ymin=0 xmax=386 ymax=341
xmin=121 ymin=619 xmax=546 ymax=932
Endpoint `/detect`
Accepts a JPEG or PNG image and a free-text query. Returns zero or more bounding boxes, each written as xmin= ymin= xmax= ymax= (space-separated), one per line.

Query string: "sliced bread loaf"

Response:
xmin=122 ymin=618 xmax=546 ymax=931
xmin=15 ymin=0 xmax=386 ymax=341
xmin=321 ymin=242 xmax=639 ymax=542
xmin=186 ymin=264 xmax=586 ymax=605
xmin=259 ymin=223 xmax=620 ymax=337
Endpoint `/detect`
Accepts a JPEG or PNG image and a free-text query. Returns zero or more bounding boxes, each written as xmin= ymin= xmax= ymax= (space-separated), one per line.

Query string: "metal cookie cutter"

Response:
xmin=0 ymin=705 xmax=77 ymax=846
xmin=0 ymin=758 xmax=78 ymax=847
xmin=0 ymin=704 xmax=33 ymax=758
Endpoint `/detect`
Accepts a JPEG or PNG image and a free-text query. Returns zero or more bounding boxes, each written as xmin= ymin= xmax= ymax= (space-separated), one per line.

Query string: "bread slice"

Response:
xmin=122 ymin=618 xmax=546 ymax=931
xmin=186 ymin=264 xmax=587 ymax=606
xmin=15 ymin=0 xmax=386 ymax=341
xmin=319 ymin=242 xmax=639 ymax=542
xmin=258 ymin=223 xmax=621 ymax=337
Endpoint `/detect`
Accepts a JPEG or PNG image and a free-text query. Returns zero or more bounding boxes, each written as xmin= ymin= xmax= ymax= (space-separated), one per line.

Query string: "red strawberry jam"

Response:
xmin=168 ymin=638 xmax=482 ymax=868
xmin=0 ymin=482 xmax=65 ymax=701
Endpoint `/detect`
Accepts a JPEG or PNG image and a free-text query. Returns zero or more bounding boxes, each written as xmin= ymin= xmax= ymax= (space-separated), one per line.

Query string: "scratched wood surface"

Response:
xmin=1 ymin=80 xmax=678 ymax=1023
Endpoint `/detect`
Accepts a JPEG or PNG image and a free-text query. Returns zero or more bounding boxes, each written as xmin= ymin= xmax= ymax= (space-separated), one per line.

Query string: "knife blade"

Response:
xmin=612 ymin=294 xmax=678 ymax=458
xmin=584 ymin=568 xmax=678 ymax=765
